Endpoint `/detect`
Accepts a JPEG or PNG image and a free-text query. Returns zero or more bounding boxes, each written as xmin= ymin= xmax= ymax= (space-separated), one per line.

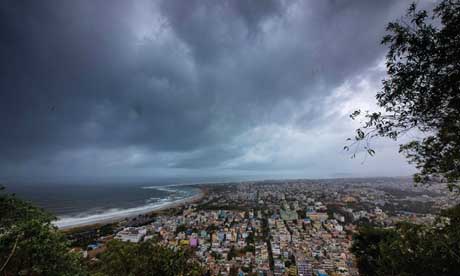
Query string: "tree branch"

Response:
xmin=0 ymin=235 xmax=19 ymax=272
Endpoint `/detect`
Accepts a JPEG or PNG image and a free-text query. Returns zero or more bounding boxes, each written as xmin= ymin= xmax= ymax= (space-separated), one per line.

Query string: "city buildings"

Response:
xmin=73 ymin=178 xmax=457 ymax=275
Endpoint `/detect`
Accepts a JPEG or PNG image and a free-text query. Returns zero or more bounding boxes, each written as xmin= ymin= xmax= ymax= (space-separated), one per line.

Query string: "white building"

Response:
xmin=116 ymin=227 xmax=147 ymax=243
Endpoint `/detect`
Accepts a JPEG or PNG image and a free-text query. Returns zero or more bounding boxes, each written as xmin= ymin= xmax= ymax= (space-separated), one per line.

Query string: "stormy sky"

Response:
xmin=1 ymin=0 xmax=431 ymax=183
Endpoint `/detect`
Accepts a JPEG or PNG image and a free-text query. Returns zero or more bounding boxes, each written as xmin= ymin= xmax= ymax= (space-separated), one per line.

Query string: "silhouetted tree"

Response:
xmin=349 ymin=0 xmax=460 ymax=190
xmin=352 ymin=204 xmax=460 ymax=276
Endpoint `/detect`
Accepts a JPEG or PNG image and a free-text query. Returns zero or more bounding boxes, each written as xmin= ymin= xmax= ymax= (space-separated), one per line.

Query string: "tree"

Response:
xmin=349 ymin=0 xmax=460 ymax=190
xmin=92 ymin=239 xmax=203 ymax=276
xmin=351 ymin=204 xmax=460 ymax=276
xmin=227 ymin=246 xmax=237 ymax=260
xmin=229 ymin=266 xmax=239 ymax=276
xmin=176 ymin=224 xmax=188 ymax=234
xmin=351 ymin=226 xmax=398 ymax=275
xmin=0 ymin=189 xmax=88 ymax=276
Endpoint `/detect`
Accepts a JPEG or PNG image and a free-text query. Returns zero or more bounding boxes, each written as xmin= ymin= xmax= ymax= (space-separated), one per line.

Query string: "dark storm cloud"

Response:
xmin=158 ymin=0 xmax=284 ymax=61
xmin=0 ymin=0 xmax=418 ymax=180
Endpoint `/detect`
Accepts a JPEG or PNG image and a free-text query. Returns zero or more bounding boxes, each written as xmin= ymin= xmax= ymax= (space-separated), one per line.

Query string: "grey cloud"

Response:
xmin=158 ymin=0 xmax=284 ymax=62
xmin=0 ymin=0 xmax=422 ymax=181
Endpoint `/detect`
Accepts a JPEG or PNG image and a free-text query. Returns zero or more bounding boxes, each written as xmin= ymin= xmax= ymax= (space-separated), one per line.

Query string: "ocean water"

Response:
xmin=5 ymin=182 xmax=199 ymax=228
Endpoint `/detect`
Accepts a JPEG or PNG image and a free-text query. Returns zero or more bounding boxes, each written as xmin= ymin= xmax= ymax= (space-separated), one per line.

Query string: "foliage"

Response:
xmin=0 ymin=190 xmax=88 ymax=276
xmin=91 ymin=239 xmax=203 ymax=276
xmin=349 ymin=0 xmax=460 ymax=190
xmin=210 ymin=250 xmax=222 ymax=260
xmin=206 ymin=223 xmax=219 ymax=232
xmin=351 ymin=226 xmax=398 ymax=275
xmin=176 ymin=224 xmax=188 ymax=234
xmin=351 ymin=204 xmax=460 ymax=276
xmin=243 ymin=244 xmax=255 ymax=253
xmin=228 ymin=246 xmax=237 ymax=260
xmin=99 ymin=223 xmax=116 ymax=236
xmin=245 ymin=231 xmax=255 ymax=244
xmin=228 ymin=266 xmax=239 ymax=276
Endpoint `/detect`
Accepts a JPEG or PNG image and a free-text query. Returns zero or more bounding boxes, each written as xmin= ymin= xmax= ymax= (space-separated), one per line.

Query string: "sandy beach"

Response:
xmin=55 ymin=189 xmax=204 ymax=230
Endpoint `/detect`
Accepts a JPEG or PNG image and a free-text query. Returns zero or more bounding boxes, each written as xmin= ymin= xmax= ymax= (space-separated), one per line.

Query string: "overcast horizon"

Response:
xmin=2 ymin=0 xmax=436 ymax=184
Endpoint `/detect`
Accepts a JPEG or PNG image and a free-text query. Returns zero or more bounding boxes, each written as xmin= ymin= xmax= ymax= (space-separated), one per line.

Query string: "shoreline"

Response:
xmin=56 ymin=188 xmax=205 ymax=231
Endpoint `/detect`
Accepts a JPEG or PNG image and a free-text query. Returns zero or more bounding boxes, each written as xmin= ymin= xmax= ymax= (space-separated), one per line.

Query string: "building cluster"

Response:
xmin=266 ymin=202 xmax=357 ymax=276
xmin=148 ymin=208 xmax=261 ymax=275
xmin=73 ymin=178 xmax=457 ymax=276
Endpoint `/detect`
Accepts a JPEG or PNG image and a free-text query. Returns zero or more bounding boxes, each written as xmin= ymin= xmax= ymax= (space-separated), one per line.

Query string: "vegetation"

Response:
xmin=91 ymin=239 xmax=203 ymax=276
xmin=349 ymin=0 xmax=460 ymax=190
xmin=0 ymin=186 xmax=88 ymax=276
xmin=352 ymin=204 xmax=460 ymax=276
xmin=176 ymin=223 xmax=188 ymax=234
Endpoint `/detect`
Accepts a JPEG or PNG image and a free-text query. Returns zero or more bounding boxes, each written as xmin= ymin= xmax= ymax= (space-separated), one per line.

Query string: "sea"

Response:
xmin=5 ymin=180 xmax=204 ymax=228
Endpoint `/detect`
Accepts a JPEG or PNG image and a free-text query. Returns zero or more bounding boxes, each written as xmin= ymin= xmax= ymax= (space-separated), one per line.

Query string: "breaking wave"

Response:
xmin=53 ymin=190 xmax=198 ymax=229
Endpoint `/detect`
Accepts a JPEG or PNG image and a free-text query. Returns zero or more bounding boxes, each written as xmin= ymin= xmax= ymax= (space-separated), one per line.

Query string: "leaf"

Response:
xmin=357 ymin=129 xmax=365 ymax=139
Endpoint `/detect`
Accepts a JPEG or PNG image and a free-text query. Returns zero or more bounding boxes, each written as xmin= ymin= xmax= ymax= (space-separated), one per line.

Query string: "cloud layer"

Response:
xmin=0 ymin=0 xmax=421 ymax=182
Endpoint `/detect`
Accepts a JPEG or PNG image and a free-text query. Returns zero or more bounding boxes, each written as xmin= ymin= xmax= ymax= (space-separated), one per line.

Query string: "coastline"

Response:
xmin=56 ymin=187 xmax=205 ymax=231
